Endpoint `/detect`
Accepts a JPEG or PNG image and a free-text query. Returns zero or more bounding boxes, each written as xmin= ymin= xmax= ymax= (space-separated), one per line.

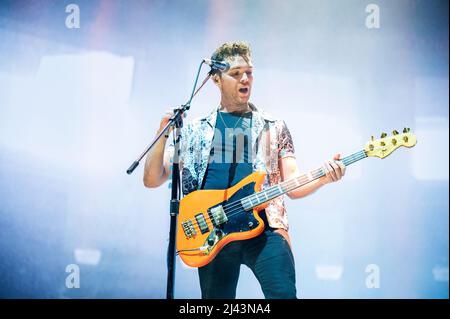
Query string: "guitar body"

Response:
xmin=176 ymin=172 xmax=268 ymax=268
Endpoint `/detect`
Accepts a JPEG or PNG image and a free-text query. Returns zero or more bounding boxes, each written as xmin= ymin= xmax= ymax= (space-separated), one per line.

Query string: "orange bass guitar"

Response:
xmin=176 ymin=129 xmax=417 ymax=267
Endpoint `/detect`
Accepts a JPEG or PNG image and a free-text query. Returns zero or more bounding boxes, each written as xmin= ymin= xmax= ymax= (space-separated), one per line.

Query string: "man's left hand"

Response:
xmin=321 ymin=153 xmax=346 ymax=185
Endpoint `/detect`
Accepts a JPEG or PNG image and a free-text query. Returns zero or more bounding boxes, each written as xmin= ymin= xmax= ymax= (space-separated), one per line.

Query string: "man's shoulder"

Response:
xmin=255 ymin=108 xmax=286 ymax=129
xmin=180 ymin=115 xmax=211 ymax=139
xmin=184 ymin=116 xmax=208 ymax=130
xmin=259 ymin=109 xmax=279 ymax=123
xmin=248 ymin=103 xmax=282 ymax=124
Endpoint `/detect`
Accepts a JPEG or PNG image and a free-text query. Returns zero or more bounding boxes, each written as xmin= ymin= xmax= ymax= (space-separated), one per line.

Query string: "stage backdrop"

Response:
xmin=0 ymin=0 xmax=448 ymax=298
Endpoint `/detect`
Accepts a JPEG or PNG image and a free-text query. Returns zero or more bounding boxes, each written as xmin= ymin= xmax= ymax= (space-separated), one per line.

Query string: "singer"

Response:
xmin=143 ymin=41 xmax=346 ymax=299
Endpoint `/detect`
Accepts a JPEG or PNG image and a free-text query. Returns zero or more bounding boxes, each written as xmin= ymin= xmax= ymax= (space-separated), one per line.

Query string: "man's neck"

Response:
xmin=219 ymin=103 xmax=251 ymax=114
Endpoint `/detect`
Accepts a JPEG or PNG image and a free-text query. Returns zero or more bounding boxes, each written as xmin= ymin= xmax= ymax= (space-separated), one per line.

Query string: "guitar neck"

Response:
xmin=241 ymin=150 xmax=367 ymax=210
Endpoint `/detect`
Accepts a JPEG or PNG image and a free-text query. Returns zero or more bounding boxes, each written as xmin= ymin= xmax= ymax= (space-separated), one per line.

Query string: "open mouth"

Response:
xmin=239 ymin=87 xmax=249 ymax=94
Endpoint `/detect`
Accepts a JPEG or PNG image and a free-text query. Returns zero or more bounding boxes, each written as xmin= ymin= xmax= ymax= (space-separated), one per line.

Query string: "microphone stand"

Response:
xmin=126 ymin=61 xmax=211 ymax=299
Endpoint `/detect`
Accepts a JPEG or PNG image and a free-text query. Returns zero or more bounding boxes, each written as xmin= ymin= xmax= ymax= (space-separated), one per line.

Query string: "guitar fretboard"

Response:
xmin=241 ymin=150 xmax=367 ymax=210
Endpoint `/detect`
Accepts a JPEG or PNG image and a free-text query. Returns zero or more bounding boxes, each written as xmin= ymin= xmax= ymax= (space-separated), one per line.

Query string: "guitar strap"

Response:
xmin=227 ymin=134 xmax=238 ymax=188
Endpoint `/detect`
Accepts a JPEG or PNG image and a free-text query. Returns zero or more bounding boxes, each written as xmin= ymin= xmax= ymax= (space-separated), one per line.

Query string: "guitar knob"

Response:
xmin=208 ymin=238 xmax=215 ymax=246
xmin=380 ymin=132 xmax=387 ymax=138
xmin=392 ymin=130 xmax=399 ymax=135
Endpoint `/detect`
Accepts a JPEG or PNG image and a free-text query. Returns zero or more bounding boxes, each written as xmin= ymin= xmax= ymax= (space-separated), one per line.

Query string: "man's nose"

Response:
xmin=240 ymin=72 xmax=249 ymax=83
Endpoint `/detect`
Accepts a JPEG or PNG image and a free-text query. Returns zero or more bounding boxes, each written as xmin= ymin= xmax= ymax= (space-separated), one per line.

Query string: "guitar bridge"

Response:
xmin=181 ymin=219 xmax=197 ymax=238
xmin=208 ymin=205 xmax=228 ymax=226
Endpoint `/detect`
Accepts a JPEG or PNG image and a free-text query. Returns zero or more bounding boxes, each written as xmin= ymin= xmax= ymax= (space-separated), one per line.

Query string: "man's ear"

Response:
xmin=212 ymin=74 xmax=221 ymax=88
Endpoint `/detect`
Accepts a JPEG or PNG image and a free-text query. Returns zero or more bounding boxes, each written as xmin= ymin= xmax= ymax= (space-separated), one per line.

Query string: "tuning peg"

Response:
xmin=392 ymin=130 xmax=399 ymax=135
xmin=371 ymin=136 xmax=374 ymax=141
xmin=403 ymin=127 xmax=410 ymax=133
xmin=380 ymin=132 xmax=387 ymax=138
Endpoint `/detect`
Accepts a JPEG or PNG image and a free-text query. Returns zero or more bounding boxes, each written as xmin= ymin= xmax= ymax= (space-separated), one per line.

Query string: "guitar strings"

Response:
xmin=184 ymin=171 xmax=319 ymax=233
xmin=189 ymin=171 xmax=321 ymax=231
xmin=183 ymin=151 xmax=366 ymax=232
xmin=185 ymin=151 xmax=366 ymax=232
xmin=221 ymin=150 xmax=366 ymax=214
xmin=197 ymin=151 xmax=366 ymax=230
xmin=219 ymin=151 xmax=366 ymax=222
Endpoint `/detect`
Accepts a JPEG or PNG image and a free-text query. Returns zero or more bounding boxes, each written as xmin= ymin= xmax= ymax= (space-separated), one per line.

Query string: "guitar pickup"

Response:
xmin=209 ymin=205 xmax=228 ymax=226
xmin=195 ymin=213 xmax=209 ymax=234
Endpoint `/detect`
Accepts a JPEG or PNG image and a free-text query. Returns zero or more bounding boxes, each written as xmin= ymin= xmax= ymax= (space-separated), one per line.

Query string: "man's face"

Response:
xmin=215 ymin=55 xmax=253 ymax=107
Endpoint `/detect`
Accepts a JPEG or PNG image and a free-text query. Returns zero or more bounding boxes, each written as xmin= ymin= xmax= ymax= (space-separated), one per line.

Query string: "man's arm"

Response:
xmin=143 ymin=110 xmax=175 ymax=188
xmin=279 ymin=154 xmax=346 ymax=199
xmin=143 ymin=137 xmax=172 ymax=188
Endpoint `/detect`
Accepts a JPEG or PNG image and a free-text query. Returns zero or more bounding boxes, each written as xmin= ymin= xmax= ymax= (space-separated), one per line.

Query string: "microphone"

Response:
xmin=203 ymin=58 xmax=230 ymax=72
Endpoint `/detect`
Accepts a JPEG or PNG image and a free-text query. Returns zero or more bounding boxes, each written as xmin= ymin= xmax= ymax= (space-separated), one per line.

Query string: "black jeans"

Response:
xmin=198 ymin=218 xmax=297 ymax=299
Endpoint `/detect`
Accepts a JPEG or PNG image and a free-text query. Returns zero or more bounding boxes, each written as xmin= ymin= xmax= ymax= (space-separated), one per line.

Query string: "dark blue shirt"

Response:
xmin=202 ymin=111 xmax=253 ymax=190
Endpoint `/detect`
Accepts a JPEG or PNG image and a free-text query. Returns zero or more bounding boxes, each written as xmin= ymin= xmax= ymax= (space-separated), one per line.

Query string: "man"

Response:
xmin=143 ymin=41 xmax=345 ymax=299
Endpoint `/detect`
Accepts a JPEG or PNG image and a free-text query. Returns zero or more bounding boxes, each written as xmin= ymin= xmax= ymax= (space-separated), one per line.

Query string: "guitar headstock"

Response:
xmin=365 ymin=128 xmax=417 ymax=159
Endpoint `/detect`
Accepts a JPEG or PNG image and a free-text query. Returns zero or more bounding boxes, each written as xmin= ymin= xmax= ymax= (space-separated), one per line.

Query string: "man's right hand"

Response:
xmin=145 ymin=108 xmax=184 ymax=188
xmin=156 ymin=108 xmax=187 ymax=136
xmin=157 ymin=109 xmax=175 ymax=136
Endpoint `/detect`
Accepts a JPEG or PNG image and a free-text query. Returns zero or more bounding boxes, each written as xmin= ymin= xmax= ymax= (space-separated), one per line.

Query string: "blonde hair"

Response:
xmin=210 ymin=41 xmax=252 ymax=75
